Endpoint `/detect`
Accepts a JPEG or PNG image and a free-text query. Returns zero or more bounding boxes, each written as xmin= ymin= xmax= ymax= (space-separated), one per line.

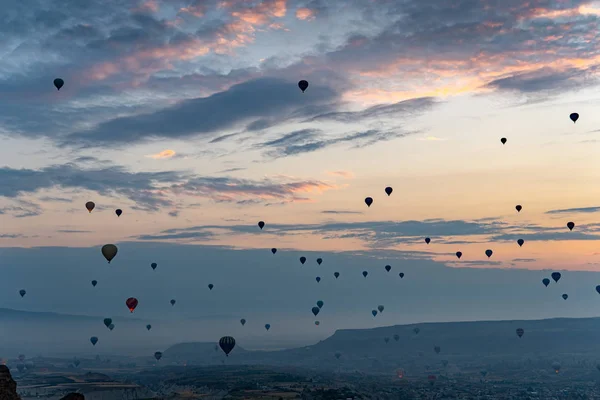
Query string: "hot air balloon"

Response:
xmin=91 ymin=280 xmax=97 ymax=287
xmin=456 ymin=251 xmax=462 ymax=259
xmin=442 ymin=360 xmax=448 ymax=367
xmin=552 ymin=272 xmax=561 ymax=283
xmin=362 ymin=271 xmax=368 ymax=278
xmin=385 ymin=187 xmax=393 ymax=196
xmin=393 ymin=334 xmax=400 ymax=342
xmin=399 ymin=272 xmax=404 ymax=278
xmin=154 ymin=352 xmax=162 ymax=361
xmin=258 ymin=221 xmax=265 ymax=229
xmin=19 ymin=289 xmax=26 ymax=298
xmin=378 ymin=305 xmax=384 ymax=313
xmin=90 ymin=337 xmax=98 ymax=346
xmin=500 ymin=137 xmax=507 ymax=145
xmin=384 ymin=337 xmax=390 ymax=343
xmin=517 ymin=239 xmax=524 ymax=247
xmin=271 ymin=248 xmax=277 ymax=254
xmin=53 ymin=78 xmax=64 ymax=90
xmin=567 ymin=221 xmax=575 ymax=231
xmin=316 ymin=258 xmax=323 ymax=265
xmin=115 ymin=209 xmax=122 ymax=217
xmin=562 ymin=293 xmax=568 ymax=300
xmin=150 ymin=263 xmax=157 ymax=271
xmin=334 ymin=272 xmax=340 ymax=279
xmin=516 ymin=205 xmax=522 ymax=212
xmin=315 ymin=276 xmax=321 ymax=283
xmin=543 ymin=278 xmax=550 ymax=287
xmin=414 ymin=327 xmax=420 ymax=335
xmin=146 ymin=324 xmax=152 ymax=331
xmin=18 ymin=355 xmax=25 ymax=362
xmin=385 ymin=265 xmax=391 ymax=272
xmin=372 ymin=310 xmax=378 ymax=317
xmin=103 ymin=318 xmax=112 ymax=328
xmin=485 ymin=249 xmax=493 ymax=258
xmin=570 ymin=113 xmax=579 ymax=123
xmin=552 ymin=361 xmax=561 ymax=373
xmin=434 ymin=346 xmax=441 ymax=355
xmin=335 ymin=352 xmax=341 ymax=360
xmin=516 ymin=328 xmax=524 ymax=338
xmin=208 ymin=284 xmax=214 ymax=290
xmin=425 ymin=237 xmax=431 ymax=244
xmin=219 ymin=336 xmax=236 ymax=356
xmin=315 ymin=321 xmax=320 ymax=326
xmin=312 ymin=306 xmax=320 ymax=316
xmin=101 ymin=244 xmax=118 ymax=263
xmin=108 ymin=324 xmax=115 ymax=331
xmin=298 ymin=80 xmax=309 ymax=93
xmin=300 ymin=256 xmax=306 ymax=265
xmin=365 ymin=197 xmax=373 ymax=207
xmin=317 ymin=300 xmax=324 ymax=309
xmin=126 ymin=297 xmax=138 ymax=313
xmin=265 ymin=324 xmax=271 ymax=331
xmin=596 ymin=285 xmax=600 ymax=294
xmin=85 ymin=201 xmax=95 ymax=213
xmin=170 ymin=299 xmax=176 ymax=306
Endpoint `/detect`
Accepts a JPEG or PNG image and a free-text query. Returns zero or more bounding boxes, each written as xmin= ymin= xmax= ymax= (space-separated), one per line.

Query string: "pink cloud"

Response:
xmin=295 ymin=7 xmax=316 ymax=21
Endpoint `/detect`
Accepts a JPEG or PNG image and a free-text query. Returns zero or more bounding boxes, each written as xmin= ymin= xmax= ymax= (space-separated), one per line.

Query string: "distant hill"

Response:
xmin=162 ymin=316 xmax=600 ymax=372
xmin=0 ymin=307 xmax=141 ymax=322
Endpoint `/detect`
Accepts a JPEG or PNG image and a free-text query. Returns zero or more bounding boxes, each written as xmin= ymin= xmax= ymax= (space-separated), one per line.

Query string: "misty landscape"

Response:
xmin=4 ymin=0 xmax=600 ymax=398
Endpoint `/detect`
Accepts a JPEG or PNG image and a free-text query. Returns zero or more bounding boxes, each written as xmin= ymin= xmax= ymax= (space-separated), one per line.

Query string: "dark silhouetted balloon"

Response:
xmin=91 ymin=280 xmax=97 ymax=287
xmin=500 ymin=137 xmax=507 ymax=145
xmin=240 ymin=318 xmax=246 ymax=326
xmin=315 ymin=320 xmax=320 ymax=326
xmin=434 ymin=346 xmax=441 ymax=354
xmin=596 ymin=285 xmax=600 ymax=294
xmin=399 ymin=272 xmax=404 ymax=278
xmin=485 ymin=249 xmax=493 ymax=258
xmin=362 ymin=271 xmax=368 ymax=278
xmin=300 ymin=256 xmax=306 ymax=265
xmin=517 ymin=239 xmax=524 ymax=247
xmin=394 ymin=334 xmax=400 ymax=342
xmin=414 ymin=327 xmax=420 ymax=335
xmin=151 ymin=262 xmax=157 ymax=270
xmin=265 ymin=324 xmax=271 ymax=331
xmin=385 ymin=187 xmax=393 ymax=196
xmin=90 ymin=337 xmax=98 ymax=346
xmin=516 ymin=328 xmax=524 ymax=338
xmin=317 ymin=300 xmax=324 ymax=309
xmin=570 ymin=113 xmax=579 ymax=123
xmin=101 ymin=244 xmax=118 ymax=263
xmin=372 ymin=310 xmax=378 ymax=317
xmin=316 ymin=258 xmax=323 ymax=265
xmin=335 ymin=352 xmax=341 ymax=359
xmin=170 ymin=299 xmax=176 ymax=306
xmin=208 ymin=284 xmax=214 ymax=290
xmin=425 ymin=237 xmax=431 ymax=244
xmin=85 ymin=201 xmax=95 ymax=213
xmin=542 ymin=278 xmax=550 ymax=287
xmin=54 ymin=78 xmax=64 ymax=90
xmin=258 ymin=221 xmax=265 ymax=229
xmin=385 ymin=265 xmax=391 ymax=272
xmin=115 ymin=209 xmax=122 ymax=217
xmin=562 ymin=293 xmax=568 ymax=300
xmin=456 ymin=251 xmax=462 ymax=259
xmin=271 ymin=248 xmax=277 ymax=254
xmin=365 ymin=197 xmax=373 ymax=207
xmin=126 ymin=297 xmax=138 ymax=313
xmin=109 ymin=324 xmax=114 ymax=331
xmin=315 ymin=276 xmax=321 ymax=283
xmin=384 ymin=337 xmax=390 ymax=343
xmin=298 ymin=80 xmax=309 ymax=93
xmin=19 ymin=289 xmax=26 ymax=298
xmin=146 ymin=324 xmax=152 ymax=331
xmin=551 ymin=272 xmax=561 ymax=283
xmin=378 ymin=305 xmax=384 ymax=313
xmin=103 ymin=318 xmax=112 ymax=328
xmin=516 ymin=205 xmax=522 ymax=212
xmin=552 ymin=361 xmax=561 ymax=373
xmin=219 ymin=336 xmax=236 ymax=356
xmin=312 ymin=306 xmax=320 ymax=316
xmin=334 ymin=272 xmax=340 ymax=278
xmin=442 ymin=360 xmax=448 ymax=367
xmin=154 ymin=352 xmax=162 ymax=361
xmin=567 ymin=221 xmax=575 ymax=231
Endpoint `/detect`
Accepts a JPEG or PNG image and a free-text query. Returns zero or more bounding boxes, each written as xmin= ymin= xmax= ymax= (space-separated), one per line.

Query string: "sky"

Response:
xmin=2 ymin=0 xmax=600 ymax=348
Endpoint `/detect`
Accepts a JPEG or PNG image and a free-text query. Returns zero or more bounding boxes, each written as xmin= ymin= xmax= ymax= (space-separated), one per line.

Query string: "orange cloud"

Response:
xmin=296 ymin=7 xmax=316 ymax=21
xmin=147 ymin=149 xmax=176 ymax=159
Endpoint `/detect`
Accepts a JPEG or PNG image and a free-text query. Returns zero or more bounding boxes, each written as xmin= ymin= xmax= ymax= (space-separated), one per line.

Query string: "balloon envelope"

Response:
xmin=456 ymin=251 xmax=462 ymax=259
xmin=151 ymin=262 xmax=157 ymax=270
xmin=300 ymin=256 xmax=306 ymax=264
xmin=562 ymin=293 xmax=568 ymax=300
xmin=399 ymin=272 xmax=404 ymax=278
xmin=570 ymin=113 xmax=579 ymax=123
xmin=103 ymin=318 xmax=112 ymax=328
xmin=567 ymin=221 xmax=575 ymax=230
xmin=425 ymin=237 xmax=431 ymax=244
xmin=372 ymin=310 xmax=377 ymax=317
xmin=219 ymin=336 xmax=236 ymax=356
xmin=265 ymin=324 xmax=271 ymax=331
xmin=101 ymin=244 xmax=118 ymax=263
xmin=258 ymin=221 xmax=265 ymax=229
xmin=516 ymin=205 xmax=522 ymax=212
xmin=312 ymin=306 xmax=320 ymax=316
xmin=91 ymin=280 xmax=97 ymax=287
xmin=500 ymin=137 xmax=507 ymax=144
xmin=146 ymin=324 xmax=152 ymax=331
xmin=90 ymin=337 xmax=98 ymax=346
xmin=485 ymin=249 xmax=493 ymax=258
xmin=170 ymin=299 xmax=176 ymax=305
xmin=115 ymin=209 xmax=122 ymax=217
xmin=334 ymin=272 xmax=340 ymax=278
xmin=551 ymin=272 xmax=561 ymax=283
xmin=126 ymin=297 xmax=138 ymax=312
xmin=19 ymin=289 xmax=26 ymax=297
xmin=362 ymin=271 xmax=368 ymax=277
xmin=365 ymin=197 xmax=373 ymax=207
xmin=516 ymin=328 xmax=524 ymax=338
xmin=154 ymin=352 xmax=162 ymax=361
xmin=316 ymin=258 xmax=323 ymax=265
xmin=298 ymin=80 xmax=309 ymax=92
xmin=385 ymin=187 xmax=393 ymax=196
xmin=271 ymin=248 xmax=277 ymax=254
xmin=385 ymin=265 xmax=391 ymax=272
xmin=85 ymin=201 xmax=95 ymax=213
xmin=53 ymin=78 xmax=64 ymax=90
xmin=240 ymin=318 xmax=246 ymax=326
xmin=542 ymin=278 xmax=550 ymax=287
xmin=317 ymin=300 xmax=324 ymax=308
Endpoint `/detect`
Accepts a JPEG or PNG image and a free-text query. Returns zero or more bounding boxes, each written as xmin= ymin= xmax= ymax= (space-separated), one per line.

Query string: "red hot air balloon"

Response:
xmin=126 ymin=297 xmax=138 ymax=313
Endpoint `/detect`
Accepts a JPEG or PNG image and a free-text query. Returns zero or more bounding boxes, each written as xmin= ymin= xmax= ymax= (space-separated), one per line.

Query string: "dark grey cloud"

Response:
xmin=546 ymin=206 xmax=600 ymax=214
xmin=56 ymin=229 xmax=92 ymax=233
xmin=137 ymin=230 xmax=215 ymax=241
xmin=65 ymin=78 xmax=339 ymax=147
xmin=484 ymin=67 xmax=599 ymax=94
xmin=491 ymin=232 xmax=600 ymax=242
xmin=321 ymin=210 xmax=363 ymax=215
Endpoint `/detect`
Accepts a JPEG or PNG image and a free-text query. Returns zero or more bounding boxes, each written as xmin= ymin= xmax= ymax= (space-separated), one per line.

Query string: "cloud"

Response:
xmin=417 ymin=136 xmax=446 ymax=141
xmin=326 ymin=171 xmax=354 ymax=179
xmin=545 ymin=206 xmax=600 ymax=214
xmin=295 ymin=8 xmax=317 ymax=21
xmin=146 ymin=149 xmax=176 ymax=159
xmin=57 ymin=229 xmax=93 ymax=234
xmin=321 ymin=210 xmax=363 ymax=215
